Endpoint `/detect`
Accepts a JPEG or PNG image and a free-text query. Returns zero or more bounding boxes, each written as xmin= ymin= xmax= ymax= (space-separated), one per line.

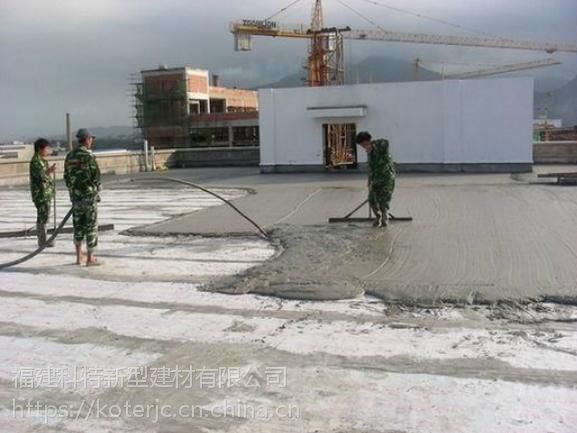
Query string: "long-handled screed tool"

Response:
xmin=328 ymin=199 xmax=413 ymax=223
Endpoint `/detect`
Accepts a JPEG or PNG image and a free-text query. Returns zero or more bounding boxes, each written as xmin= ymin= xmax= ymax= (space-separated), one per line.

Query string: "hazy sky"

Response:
xmin=1 ymin=0 xmax=576 ymax=140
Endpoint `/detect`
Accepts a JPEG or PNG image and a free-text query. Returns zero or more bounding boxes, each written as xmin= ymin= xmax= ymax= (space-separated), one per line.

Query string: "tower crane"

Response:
xmin=231 ymin=0 xmax=577 ymax=86
xmin=231 ymin=0 xmax=577 ymax=168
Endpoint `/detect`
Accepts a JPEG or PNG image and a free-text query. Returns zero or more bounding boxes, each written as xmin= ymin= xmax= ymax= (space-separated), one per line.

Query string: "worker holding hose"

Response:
xmin=29 ymin=138 xmax=56 ymax=247
xmin=356 ymin=131 xmax=396 ymax=228
xmin=64 ymin=129 xmax=101 ymax=266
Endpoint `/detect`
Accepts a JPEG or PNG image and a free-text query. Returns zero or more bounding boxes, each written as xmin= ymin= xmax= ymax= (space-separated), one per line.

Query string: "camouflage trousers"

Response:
xmin=369 ymin=181 xmax=395 ymax=218
xmin=72 ymin=201 xmax=98 ymax=252
xmin=34 ymin=200 xmax=51 ymax=246
xmin=34 ymin=200 xmax=50 ymax=227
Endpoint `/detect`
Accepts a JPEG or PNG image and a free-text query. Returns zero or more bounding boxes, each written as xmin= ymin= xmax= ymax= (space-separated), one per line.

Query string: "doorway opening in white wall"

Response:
xmin=323 ymin=123 xmax=357 ymax=169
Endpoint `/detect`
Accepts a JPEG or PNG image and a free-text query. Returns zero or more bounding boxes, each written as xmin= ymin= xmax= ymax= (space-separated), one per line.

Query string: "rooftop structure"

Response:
xmin=134 ymin=66 xmax=258 ymax=149
xmin=0 ymin=143 xmax=34 ymax=161
xmin=259 ymin=78 xmax=534 ymax=173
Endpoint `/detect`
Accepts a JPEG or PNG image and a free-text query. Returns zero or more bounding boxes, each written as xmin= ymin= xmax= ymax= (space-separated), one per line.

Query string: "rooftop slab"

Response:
xmin=134 ymin=166 xmax=577 ymax=304
xmin=1 ymin=167 xmax=576 ymax=432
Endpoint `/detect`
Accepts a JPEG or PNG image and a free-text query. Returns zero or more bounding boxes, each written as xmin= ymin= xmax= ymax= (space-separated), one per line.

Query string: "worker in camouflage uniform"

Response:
xmin=356 ymin=131 xmax=396 ymax=228
xmin=64 ymin=129 xmax=101 ymax=266
xmin=29 ymin=138 xmax=56 ymax=247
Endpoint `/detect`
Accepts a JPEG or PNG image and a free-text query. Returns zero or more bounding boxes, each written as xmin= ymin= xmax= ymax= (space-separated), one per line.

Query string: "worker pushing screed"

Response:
xmin=355 ymin=131 xmax=396 ymax=228
xmin=64 ymin=129 xmax=102 ymax=266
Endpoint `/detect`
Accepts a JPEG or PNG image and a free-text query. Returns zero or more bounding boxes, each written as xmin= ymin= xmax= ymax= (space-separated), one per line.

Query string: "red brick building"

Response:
xmin=135 ymin=66 xmax=259 ymax=149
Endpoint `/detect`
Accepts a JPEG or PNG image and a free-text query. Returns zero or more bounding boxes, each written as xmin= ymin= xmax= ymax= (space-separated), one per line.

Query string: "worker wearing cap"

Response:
xmin=64 ymin=129 xmax=101 ymax=265
xmin=29 ymin=138 xmax=56 ymax=247
xmin=356 ymin=131 xmax=396 ymax=227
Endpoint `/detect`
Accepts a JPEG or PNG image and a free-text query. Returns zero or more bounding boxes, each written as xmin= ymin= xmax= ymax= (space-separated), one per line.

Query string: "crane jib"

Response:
xmin=343 ymin=30 xmax=577 ymax=53
xmin=232 ymin=20 xmax=577 ymax=54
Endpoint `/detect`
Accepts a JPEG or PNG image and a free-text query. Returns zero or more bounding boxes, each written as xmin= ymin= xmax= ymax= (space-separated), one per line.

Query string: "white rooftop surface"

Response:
xmin=0 ymin=181 xmax=576 ymax=432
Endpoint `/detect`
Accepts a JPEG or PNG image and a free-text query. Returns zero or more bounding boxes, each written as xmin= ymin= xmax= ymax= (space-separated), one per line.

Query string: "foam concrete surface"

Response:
xmin=141 ymin=186 xmax=369 ymax=236
xmin=138 ymin=167 xmax=577 ymax=304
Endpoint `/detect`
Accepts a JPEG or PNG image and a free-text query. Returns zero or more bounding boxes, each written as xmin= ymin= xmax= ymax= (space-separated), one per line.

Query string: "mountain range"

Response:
xmin=259 ymin=57 xmax=440 ymax=88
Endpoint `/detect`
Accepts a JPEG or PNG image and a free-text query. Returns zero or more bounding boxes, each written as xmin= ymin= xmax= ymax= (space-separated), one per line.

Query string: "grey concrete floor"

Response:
xmin=136 ymin=166 xmax=577 ymax=304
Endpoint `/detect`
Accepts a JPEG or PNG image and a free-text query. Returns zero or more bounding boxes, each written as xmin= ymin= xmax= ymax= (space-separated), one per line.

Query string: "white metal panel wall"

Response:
xmin=461 ymin=79 xmax=533 ymax=163
xmin=441 ymin=81 xmax=464 ymax=163
xmin=258 ymin=90 xmax=277 ymax=166
xmin=258 ymin=78 xmax=533 ymax=167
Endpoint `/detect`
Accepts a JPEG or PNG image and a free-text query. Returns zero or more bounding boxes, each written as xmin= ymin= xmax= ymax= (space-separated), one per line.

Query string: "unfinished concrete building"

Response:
xmin=134 ymin=66 xmax=259 ymax=149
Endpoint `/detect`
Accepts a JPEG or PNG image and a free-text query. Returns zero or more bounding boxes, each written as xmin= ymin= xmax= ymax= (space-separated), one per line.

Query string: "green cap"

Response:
xmin=76 ymin=128 xmax=94 ymax=140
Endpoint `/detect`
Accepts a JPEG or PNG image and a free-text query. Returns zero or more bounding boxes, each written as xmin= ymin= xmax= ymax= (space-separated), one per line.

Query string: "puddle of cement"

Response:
xmin=205 ymin=222 xmax=577 ymax=307
xmin=207 ymin=224 xmax=393 ymax=301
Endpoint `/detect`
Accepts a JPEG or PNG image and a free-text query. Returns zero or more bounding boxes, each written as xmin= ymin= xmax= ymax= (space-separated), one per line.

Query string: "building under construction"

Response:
xmin=134 ymin=66 xmax=259 ymax=149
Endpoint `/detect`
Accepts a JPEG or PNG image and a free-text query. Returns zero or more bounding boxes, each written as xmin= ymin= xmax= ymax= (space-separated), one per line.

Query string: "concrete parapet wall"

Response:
xmin=0 ymin=151 xmax=149 ymax=187
xmin=171 ymin=148 xmax=259 ymax=168
xmin=7 ymin=142 xmax=572 ymax=185
xmin=533 ymin=141 xmax=577 ymax=164
xmin=0 ymin=148 xmax=259 ymax=187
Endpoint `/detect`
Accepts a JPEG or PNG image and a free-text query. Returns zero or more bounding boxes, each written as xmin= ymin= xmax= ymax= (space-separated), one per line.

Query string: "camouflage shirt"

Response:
xmin=64 ymin=146 xmax=101 ymax=204
xmin=29 ymin=153 xmax=54 ymax=203
xmin=368 ymin=139 xmax=396 ymax=189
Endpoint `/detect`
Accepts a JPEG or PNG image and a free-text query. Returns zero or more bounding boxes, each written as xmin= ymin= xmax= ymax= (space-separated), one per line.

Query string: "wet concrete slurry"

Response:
xmin=1 ymin=167 xmax=577 ymax=432
xmin=139 ymin=167 xmax=577 ymax=305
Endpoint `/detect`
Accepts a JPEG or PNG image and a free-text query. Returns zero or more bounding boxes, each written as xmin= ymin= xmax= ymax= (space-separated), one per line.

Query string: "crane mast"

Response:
xmin=308 ymin=0 xmax=346 ymax=86
xmin=308 ymin=0 xmax=326 ymax=85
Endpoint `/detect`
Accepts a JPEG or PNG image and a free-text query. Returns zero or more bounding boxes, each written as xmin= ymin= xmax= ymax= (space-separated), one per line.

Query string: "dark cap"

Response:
xmin=355 ymin=131 xmax=372 ymax=144
xmin=76 ymin=128 xmax=94 ymax=140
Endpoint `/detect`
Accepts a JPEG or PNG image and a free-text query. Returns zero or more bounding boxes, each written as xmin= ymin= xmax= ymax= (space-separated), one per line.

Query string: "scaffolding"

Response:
xmin=130 ymin=74 xmax=190 ymax=148
xmin=323 ymin=123 xmax=356 ymax=167
xmin=307 ymin=29 xmax=346 ymax=86
xmin=128 ymin=73 xmax=143 ymax=140
xmin=130 ymin=69 xmax=260 ymax=150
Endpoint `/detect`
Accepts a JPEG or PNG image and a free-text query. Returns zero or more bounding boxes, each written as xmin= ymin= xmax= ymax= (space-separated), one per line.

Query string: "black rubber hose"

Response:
xmin=0 ymin=177 xmax=270 ymax=270
xmin=132 ymin=176 xmax=271 ymax=241
xmin=0 ymin=208 xmax=73 ymax=270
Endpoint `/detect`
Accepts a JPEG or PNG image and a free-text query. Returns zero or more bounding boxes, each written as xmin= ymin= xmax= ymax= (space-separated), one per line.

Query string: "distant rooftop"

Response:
xmin=141 ymin=65 xmax=210 ymax=75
